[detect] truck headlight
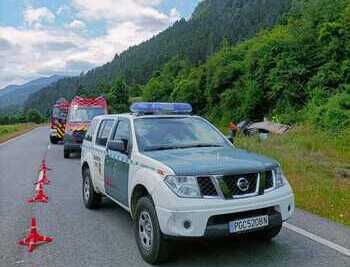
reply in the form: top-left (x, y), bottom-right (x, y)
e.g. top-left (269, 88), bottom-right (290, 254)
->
top-left (274, 167), bottom-right (285, 188)
top-left (164, 176), bottom-right (201, 198)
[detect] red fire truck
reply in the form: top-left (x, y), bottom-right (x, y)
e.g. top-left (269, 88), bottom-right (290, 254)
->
top-left (64, 96), bottom-right (108, 158)
top-left (50, 98), bottom-right (70, 144)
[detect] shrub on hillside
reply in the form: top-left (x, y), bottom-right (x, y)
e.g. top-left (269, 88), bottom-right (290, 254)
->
top-left (307, 89), bottom-right (350, 131)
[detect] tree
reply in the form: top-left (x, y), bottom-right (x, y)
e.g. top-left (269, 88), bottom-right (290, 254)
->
top-left (26, 109), bottom-right (44, 124)
top-left (107, 79), bottom-right (129, 113)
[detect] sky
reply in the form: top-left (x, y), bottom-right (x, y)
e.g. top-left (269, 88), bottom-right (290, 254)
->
top-left (0, 0), bottom-right (201, 89)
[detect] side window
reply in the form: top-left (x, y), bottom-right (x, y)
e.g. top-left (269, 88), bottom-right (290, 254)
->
top-left (85, 119), bottom-right (98, 142)
top-left (112, 120), bottom-right (132, 153)
top-left (96, 120), bottom-right (114, 147)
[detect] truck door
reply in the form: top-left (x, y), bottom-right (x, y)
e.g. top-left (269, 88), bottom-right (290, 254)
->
top-left (93, 119), bottom-right (115, 192)
top-left (104, 119), bottom-right (131, 207)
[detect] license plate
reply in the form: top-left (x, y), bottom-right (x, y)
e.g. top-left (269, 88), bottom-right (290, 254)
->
top-left (229, 215), bottom-right (269, 233)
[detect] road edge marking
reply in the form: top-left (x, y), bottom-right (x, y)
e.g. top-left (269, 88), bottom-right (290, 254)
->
top-left (284, 222), bottom-right (350, 257)
top-left (0, 127), bottom-right (40, 147)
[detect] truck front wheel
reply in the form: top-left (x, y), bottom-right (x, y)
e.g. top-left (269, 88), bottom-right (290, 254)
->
top-left (82, 167), bottom-right (101, 209)
top-left (50, 136), bottom-right (58, 144)
top-left (134, 196), bottom-right (169, 264)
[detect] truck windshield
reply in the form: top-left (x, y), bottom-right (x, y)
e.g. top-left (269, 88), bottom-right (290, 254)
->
top-left (52, 107), bottom-right (66, 120)
top-left (134, 117), bottom-right (229, 152)
top-left (68, 108), bottom-right (105, 123)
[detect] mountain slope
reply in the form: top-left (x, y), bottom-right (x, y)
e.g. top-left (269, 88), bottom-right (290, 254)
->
top-left (0, 75), bottom-right (64, 111)
top-left (142, 0), bottom-right (350, 132)
top-left (25, 0), bottom-right (291, 114)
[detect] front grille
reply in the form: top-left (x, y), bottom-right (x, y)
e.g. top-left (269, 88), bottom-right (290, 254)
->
top-left (72, 131), bottom-right (86, 143)
top-left (222, 173), bottom-right (258, 198)
top-left (196, 170), bottom-right (275, 199)
top-left (197, 177), bottom-right (218, 197)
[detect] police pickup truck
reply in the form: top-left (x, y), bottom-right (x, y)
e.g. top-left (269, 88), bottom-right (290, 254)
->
top-left (80, 102), bottom-right (294, 264)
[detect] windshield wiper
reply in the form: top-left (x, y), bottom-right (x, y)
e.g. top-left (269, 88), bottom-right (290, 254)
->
top-left (144, 143), bottom-right (223, 151)
top-left (185, 144), bottom-right (223, 148)
top-left (144, 145), bottom-right (183, 151)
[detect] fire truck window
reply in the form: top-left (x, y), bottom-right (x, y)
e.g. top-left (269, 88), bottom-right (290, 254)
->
top-left (69, 108), bottom-right (105, 123)
top-left (96, 120), bottom-right (114, 147)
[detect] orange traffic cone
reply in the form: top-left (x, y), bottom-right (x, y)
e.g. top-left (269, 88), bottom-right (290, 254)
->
top-left (34, 170), bottom-right (50, 185)
top-left (28, 183), bottom-right (48, 203)
top-left (18, 217), bottom-right (53, 252)
top-left (40, 160), bottom-right (51, 172)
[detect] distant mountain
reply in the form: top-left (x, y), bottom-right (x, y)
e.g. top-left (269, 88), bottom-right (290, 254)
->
top-left (25, 0), bottom-right (291, 114)
top-left (0, 75), bottom-right (64, 112)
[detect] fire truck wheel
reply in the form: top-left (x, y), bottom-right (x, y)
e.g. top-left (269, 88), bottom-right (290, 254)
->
top-left (64, 148), bottom-right (70, 158)
top-left (50, 136), bottom-right (58, 144)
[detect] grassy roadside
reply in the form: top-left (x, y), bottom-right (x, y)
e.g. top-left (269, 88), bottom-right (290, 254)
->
top-left (0, 123), bottom-right (38, 144)
top-left (233, 125), bottom-right (350, 226)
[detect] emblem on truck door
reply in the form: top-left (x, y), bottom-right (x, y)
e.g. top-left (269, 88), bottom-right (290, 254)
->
top-left (237, 177), bottom-right (250, 192)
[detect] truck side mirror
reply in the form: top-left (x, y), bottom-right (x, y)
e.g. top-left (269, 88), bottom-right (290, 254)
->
top-left (107, 140), bottom-right (127, 154)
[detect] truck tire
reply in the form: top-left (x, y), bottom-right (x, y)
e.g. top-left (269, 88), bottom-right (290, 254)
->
top-left (50, 136), bottom-right (58, 144)
top-left (253, 224), bottom-right (282, 241)
top-left (64, 148), bottom-right (70, 158)
top-left (82, 167), bottom-right (101, 209)
top-left (134, 196), bottom-right (169, 264)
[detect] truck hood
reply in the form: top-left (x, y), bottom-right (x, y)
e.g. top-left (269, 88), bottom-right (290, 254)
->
top-left (143, 147), bottom-right (279, 176)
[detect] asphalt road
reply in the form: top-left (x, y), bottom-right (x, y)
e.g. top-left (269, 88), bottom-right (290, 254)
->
top-left (1, 127), bottom-right (349, 267)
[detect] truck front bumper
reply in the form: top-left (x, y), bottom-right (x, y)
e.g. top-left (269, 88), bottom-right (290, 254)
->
top-left (64, 133), bottom-right (83, 152)
top-left (156, 187), bottom-right (294, 238)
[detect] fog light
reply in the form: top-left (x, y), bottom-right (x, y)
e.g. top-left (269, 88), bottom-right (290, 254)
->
top-left (183, 220), bottom-right (191, 229)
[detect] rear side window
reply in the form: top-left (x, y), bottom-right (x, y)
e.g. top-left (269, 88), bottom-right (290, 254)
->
top-left (96, 120), bottom-right (114, 147)
top-left (85, 119), bottom-right (98, 142)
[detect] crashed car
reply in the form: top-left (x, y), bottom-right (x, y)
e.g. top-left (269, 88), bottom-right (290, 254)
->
top-left (80, 102), bottom-right (295, 264)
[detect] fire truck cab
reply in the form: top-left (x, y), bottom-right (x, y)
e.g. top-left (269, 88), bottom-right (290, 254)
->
top-left (50, 98), bottom-right (70, 144)
top-left (64, 96), bottom-right (108, 158)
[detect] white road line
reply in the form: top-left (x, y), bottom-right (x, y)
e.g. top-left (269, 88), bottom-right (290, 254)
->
top-left (284, 222), bottom-right (350, 257)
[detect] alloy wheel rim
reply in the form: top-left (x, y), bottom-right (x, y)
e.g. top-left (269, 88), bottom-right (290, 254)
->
top-left (138, 211), bottom-right (153, 250)
top-left (84, 178), bottom-right (90, 201)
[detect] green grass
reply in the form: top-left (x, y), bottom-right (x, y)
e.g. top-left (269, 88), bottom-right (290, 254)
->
top-left (232, 124), bottom-right (350, 226)
top-left (0, 123), bottom-right (37, 143)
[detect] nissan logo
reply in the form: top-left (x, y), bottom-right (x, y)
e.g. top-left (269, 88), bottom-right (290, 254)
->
top-left (237, 177), bottom-right (250, 192)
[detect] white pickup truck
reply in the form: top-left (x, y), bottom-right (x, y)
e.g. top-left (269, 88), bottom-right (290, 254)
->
top-left (80, 102), bottom-right (295, 264)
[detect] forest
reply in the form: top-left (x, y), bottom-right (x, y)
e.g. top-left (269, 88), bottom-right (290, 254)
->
top-left (22, 0), bottom-right (350, 134)
top-left (24, 0), bottom-right (291, 115)
top-left (141, 0), bottom-right (350, 132)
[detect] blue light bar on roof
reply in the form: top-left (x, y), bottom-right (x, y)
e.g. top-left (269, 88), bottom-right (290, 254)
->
top-left (130, 102), bottom-right (192, 114)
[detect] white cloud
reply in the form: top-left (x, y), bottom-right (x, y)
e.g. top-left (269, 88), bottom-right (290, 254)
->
top-left (0, 1), bottom-right (182, 89)
top-left (23, 7), bottom-right (55, 28)
top-left (71, 0), bottom-right (171, 27)
top-left (57, 4), bottom-right (71, 15)
top-left (66, 20), bottom-right (86, 31)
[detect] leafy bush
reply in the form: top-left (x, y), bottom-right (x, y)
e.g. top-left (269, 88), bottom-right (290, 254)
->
top-left (26, 109), bottom-right (44, 124)
top-left (307, 90), bottom-right (350, 131)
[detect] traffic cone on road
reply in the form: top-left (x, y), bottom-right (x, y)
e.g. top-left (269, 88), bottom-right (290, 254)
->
top-left (18, 217), bottom-right (53, 252)
top-left (34, 170), bottom-right (50, 185)
top-left (28, 183), bottom-right (48, 203)
top-left (40, 160), bottom-right (51, 172)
